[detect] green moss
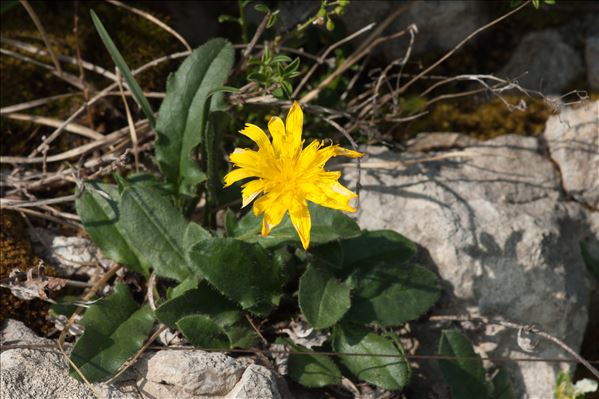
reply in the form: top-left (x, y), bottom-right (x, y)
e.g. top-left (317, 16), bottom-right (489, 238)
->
top-left (401, 95), bottom-right (554, 140)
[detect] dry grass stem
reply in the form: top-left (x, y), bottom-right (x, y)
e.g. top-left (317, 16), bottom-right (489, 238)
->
top-left (5, 113), bottom-right (104, 140)
top-left (18, 0), bottom-right (62, 74)
top-left (106, 0), bottom-right (192, 52)
top-left (1, 37), bottom-right (117, 80)
top-left (115, 69), bottom-right (140, 170)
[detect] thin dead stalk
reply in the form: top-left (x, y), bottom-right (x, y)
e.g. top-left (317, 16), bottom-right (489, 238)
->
top-left (28, 51), bottom-right (189, 158)
top-left (0, 48), bottom-right (84, 90)
top-left (19, 0), bottom-right (62, 74)
top-left (301, 29), bottom-right (411, 103)
top-left (115, 69), bottom-right (140, 170)
top-left (106, 324), bottom-right (167, 383)
top-left (1, 37), bottom-right (117, 80)
top-left (0, 93), bottom-right (83, 115)
top-left (106, 0), bottom-right (192, 52)
top-left (429, 314), bottom-right (599, 380)
top-left (292, 22), bottom-right (375, 97)
top-left (243, 12), bottom-right (270, 59)
top-left (4, 113), bottom-right (104, 140)
top-left (381, 0), bottom-right (531, 104)
top-left (58, 262), bottom-right (123, 350)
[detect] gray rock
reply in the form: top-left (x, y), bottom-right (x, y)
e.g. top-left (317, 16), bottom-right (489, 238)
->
top-left (129, 349), bottom-right (246, 398)
top-left (498, 30), bottom-right (584, 94)
top-left (586, 37), bottom-right (599, 91)
top-left (28, 228), bottom-right (108, 277)
top-left (543, 101), bottom-right (599, 209)
top-left (343, 133), bottom-right (593, 397)
top-left (1, 320), bottom-right (285, 399)
top-left (0, 319), bottom-right (136, 399)
top-left (268, 1), bottom-right (487, 60)
top-left (342, 1), bottom-right (488, 58)
top-left (225, 364), bottom-right (282, 399)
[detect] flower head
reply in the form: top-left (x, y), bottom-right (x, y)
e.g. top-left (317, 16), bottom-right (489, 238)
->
top-left (224, 101), bottom-right (363, 249)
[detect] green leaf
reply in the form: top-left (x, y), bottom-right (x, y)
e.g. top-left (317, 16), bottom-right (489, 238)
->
top-left (312, 230), bottom-right (416, 277)
top-left (225, 323), bottom-right (259, 348)
top-left (234, 203), bottom-right (360, 249)
top-left (90, 10), bottom-right (155, 126)
top-left (70, 284), bottom-right (154, 382)
top-left (188, 238), bottom-right (283, 315)
top-left (299, 265), bottom-right (351, 329)
top-left (254, 3), bottom-right (270, 13)
top-left (203, 111), bottom-right (230, 212)
top-left (183, 222), bottom-right (212, 249)
top-left (332, 324), bottom-right (410, 390)
top-left (276, 337), bottom-right (342, 388)
top-left (49, 295), bottom-right (80, 318)
top-left (156, 282), bottom-right (257, 348)
top-left (155, 284), bottom-right (240, 329)
top-left (345, 262), bottom-right (440, 326)
top-left (75, 182), bottom-right (146, 275)
top-left (438, 330), bottom-right (492, 399)
top-left (166, 276), bottom-right (199, 299)
top-left (581, 241), bottom-right (599, 280)
top-left (224, 209), bottom-right (237, 237)
top-left (176, 314), bottom-right (230, 349)
top-left (155, 38), bottom-right (234, 198)
top-left (218, 14), bottom-right (239, 24)
top-left (119, 185), bottom-right (201, 281)
top-left (272, 55), bottom-right (292, 64)
top-left (491, 368), bottom-right (516, 399)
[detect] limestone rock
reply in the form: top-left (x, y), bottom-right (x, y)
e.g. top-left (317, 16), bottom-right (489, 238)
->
top-left (28, 228), bottom-right (108, 277)
top-left (343, 133), bottom-right (593, 397)
top-left (129, 349), bottom-right (245, 398)
top-left (225, 364), bottom-right (282, 399)
top-left (543, 101), bottom-right (599, 209)
top-left (343, 0), bottom-right (488, 57)
top-left (498, 30), bottom-right (583, 94)
top-left (1, 320), bottom-right (285, 399)
top-left (0, 319), bottom-right (136, 399)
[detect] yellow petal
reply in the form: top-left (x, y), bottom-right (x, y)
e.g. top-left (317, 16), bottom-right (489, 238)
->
top-left (285, 101), bottom-right (303, 152)
top-left (253, 193), bottom-right (290, 236)
top-left (240, 124), bottom-right (273, 153)
top-left (267, 116), bottom-right (286, 156)
top-left (305, 180), bottom-right (357, 212)
top-left (241, 179), bottom-right (265, 207)
top-left (289, 198), bottom-right (311, 250)
top-left (229, 148), bottom-right (259, 168)
top-left (297, 142), bottom-right (336, 174)
top-left (223, 167), bottom-right (257, 187)
top-left (335, 146), bottom-right (364, 158)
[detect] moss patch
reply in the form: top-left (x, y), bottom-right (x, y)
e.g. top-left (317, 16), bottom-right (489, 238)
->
top-left (398, 95), bottom-right (554, 140)
top-left (0, 211), bottom-right (55, 335)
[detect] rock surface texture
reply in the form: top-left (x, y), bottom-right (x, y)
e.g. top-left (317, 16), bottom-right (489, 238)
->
top-left (343, 101), bottom-right (598, 398)
top-left (498, 30), bottom-right (583, 94)
top-left (0, 320), bottom-right (285, 399)
top-left (543, 101), bottom-right (599, 209)
top-left (0, 319), bottom-right (125, 399)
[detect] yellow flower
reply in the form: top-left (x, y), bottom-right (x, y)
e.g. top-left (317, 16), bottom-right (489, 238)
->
top-left (224, 101), bottom-right (363, 250)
